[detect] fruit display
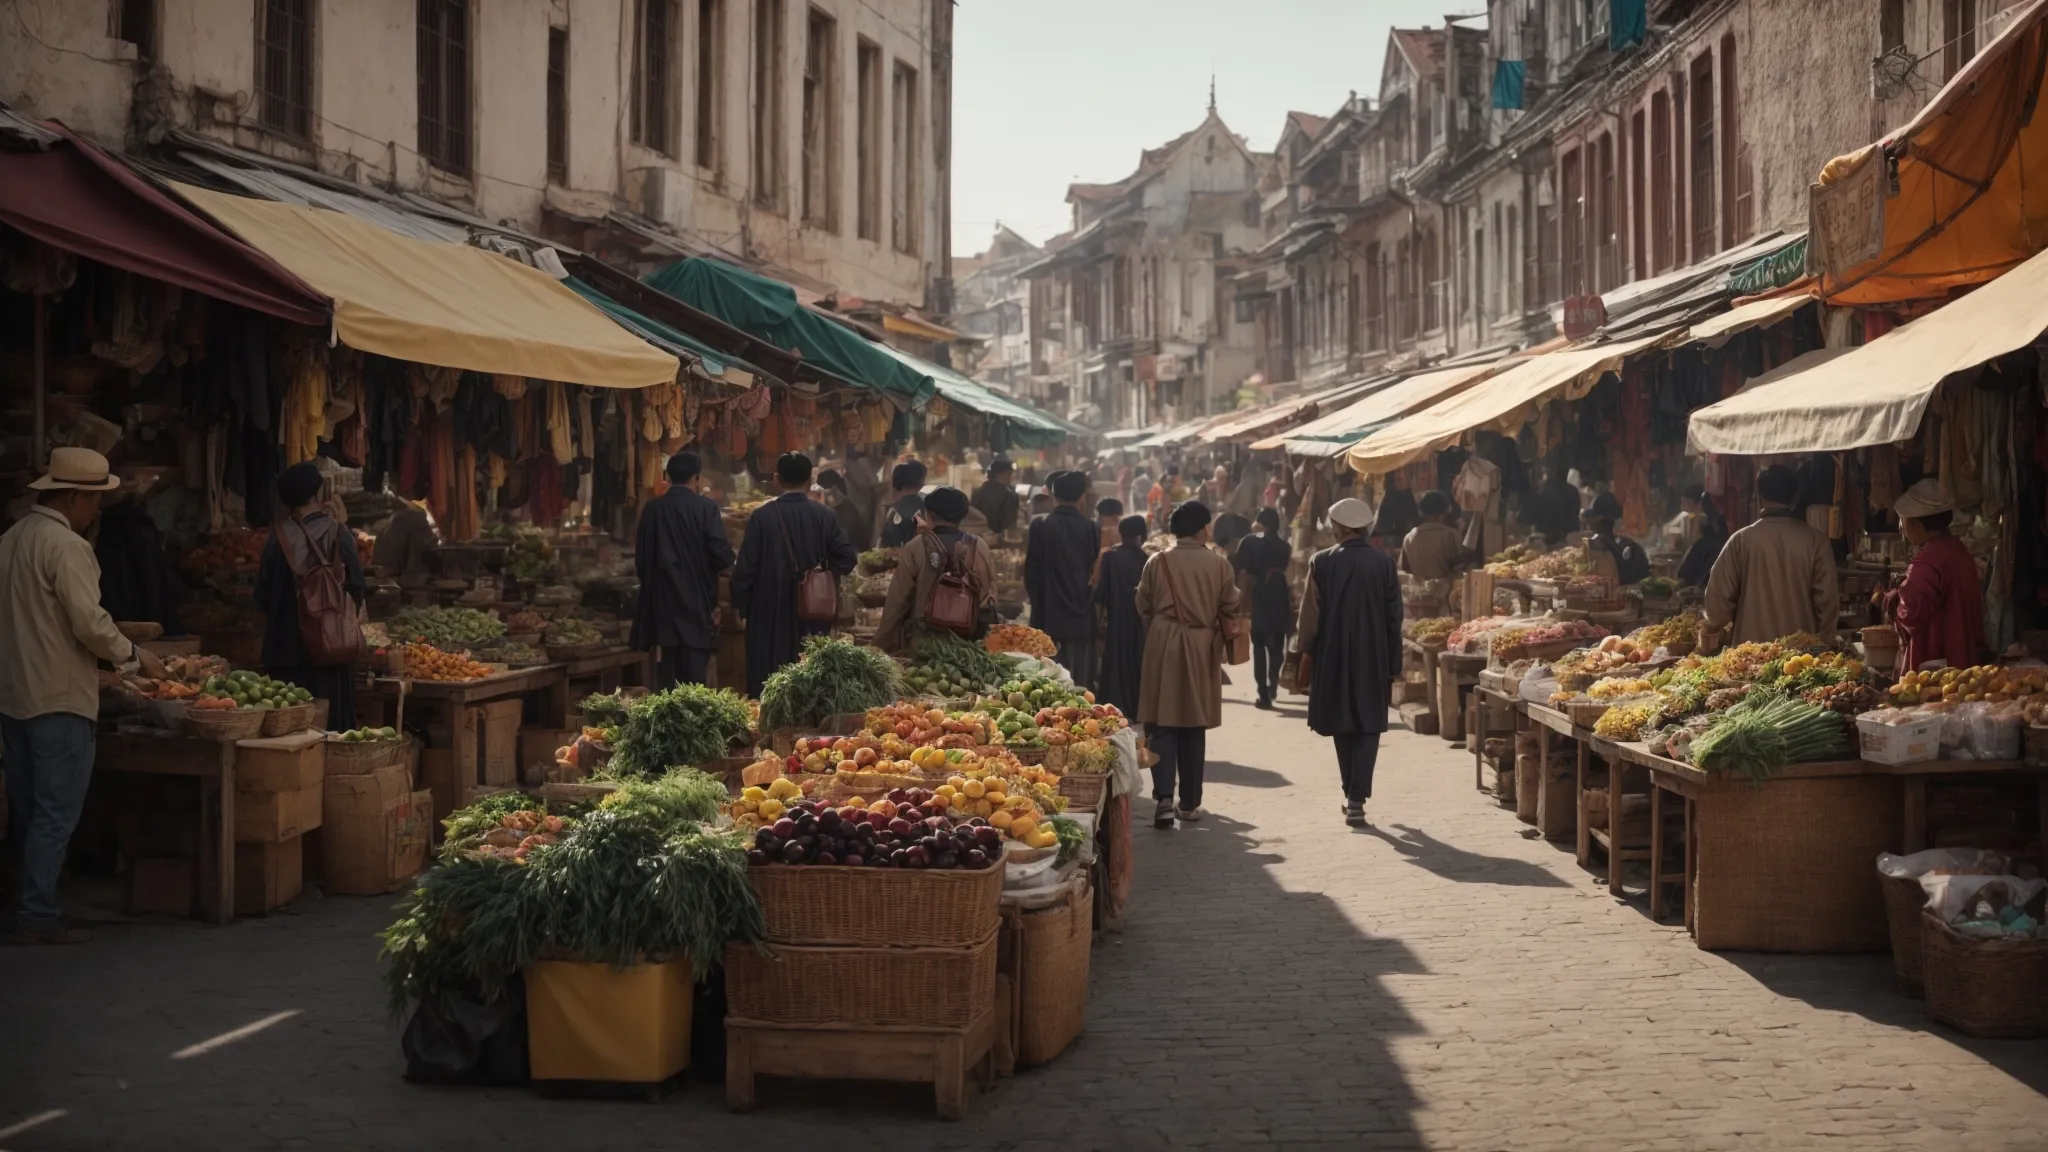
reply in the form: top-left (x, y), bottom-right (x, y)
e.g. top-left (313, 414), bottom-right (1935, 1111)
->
top-left (503, 609), bottom-right (548, 634)
top-left (196, 669), bottom-right (314, 710)
top-left (129, 677), bottom-right (202, 701)
top-left (1515, 548), bottom-right (1594, 581)
top-left (1588, 677), bottom-right (1654, 700)
top-left (185, 529), bottom-right (267, 574)
top-left (188, 694), bottom-right (242, 711)
top-left (1030, 702), bottom-right (1126, 745)
top-left (981, 674), bottom-right (1094, 715)
top-left (1446, 615), bottom-right (1517, 651)
top-left (742, 792), bottom-right (1004, 869)
top-left (1889, 664), bottom-right (2048, 705)
top-left (1628, 613), bottom-right (1701, 651)
top-left (1482, 544), bottom-right (1539, 576)
top-left (403, 643), bottom-right (494, 681)
top-left (334, 725), bottom-right (402, 742)
top-left (1489, 620), bottom-right (1608, 660)
top-left (1063, 738), bottom-right (1119, 776)
top-left (542, 616), bottom-right (602, 646)
top-left (758, 636), bottom-right (902, 732)
top-left (904, 630), bottom-right (1015, 697)
top-left (1804, 682), bottom-right (1883, 716)
top-left (1592, 701), bottom-right (1657, 741)
top-left (389, 606), bottom-right (507, 650)
top-left (858, 703), bottom-right (1000, 748)
top-left (984, 624), bottom-right (1057, 658)
top-left (504, 528), bottom-right (557, 584)
top-left (1405, 616), bottom-right (1457, 643)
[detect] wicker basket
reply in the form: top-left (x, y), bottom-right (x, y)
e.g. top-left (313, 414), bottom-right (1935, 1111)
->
top-left (1056, 772), bottom-right (1109, 813)
top-left (183, 708), bottom-right (264, 743)
top-left (1565, 700), bottom-right (1611, 729)
top-left (1880, 874), bottom-right (1930, 998)
top-left (1008, 746), bottom-right (1050, 766)
top-left (1692, 777), bottom-right (1899, 953)
top-left (1015, 881), bottom-right (1093, 1067)
top-left (748, 862), bottom-right (1004, 947)
top-left (1920, 911), bottom-right (2048, 1038)
top-left (324, 736), bottom-right (407, 775)
top-left (259, 701), bottom-right (317, 737)
top-left (723, 930), bottom-right (998, 1028)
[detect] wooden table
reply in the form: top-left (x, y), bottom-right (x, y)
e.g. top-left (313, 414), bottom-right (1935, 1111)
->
top-left (1435, 652), bottom-right (1487, 746)
top-left (1525, 704), bottom-right (1591, 850)
top-left (558, 647), bottom-right (655, 697)
top-left (363, 665), bottom-right (569, 814)
top-left (1470, 686), bottom-right (1520, 796)
top-left (96, 729), bottom-right (236, 926)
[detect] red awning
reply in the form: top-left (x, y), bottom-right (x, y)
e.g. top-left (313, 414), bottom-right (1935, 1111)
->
top-left (0, 124), bottom-right (328, 326)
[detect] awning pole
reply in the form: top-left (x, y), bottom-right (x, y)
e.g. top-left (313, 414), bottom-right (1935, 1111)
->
top-left (32, 293), bottom-right (46, 469)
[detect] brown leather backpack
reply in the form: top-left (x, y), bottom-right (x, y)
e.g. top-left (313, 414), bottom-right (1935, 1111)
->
top-left (275, 515), bottom-right (363, 666)
top-left (924, 533), bottom-right (981, 635)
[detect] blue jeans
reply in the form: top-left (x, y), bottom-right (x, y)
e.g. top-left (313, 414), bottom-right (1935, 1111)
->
top-left (2, 712), bottom-right (96, 930)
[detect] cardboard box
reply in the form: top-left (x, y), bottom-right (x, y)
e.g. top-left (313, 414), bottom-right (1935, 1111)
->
top-left (475, 699), bottom-right (524, 787)
top-left (317, 765), bottom-right (431, 895)
top-left (419, 748), bottom-right (460, 824)
top-left (129, 857), bottom-right (196, 916)
top-left (234, 731), bottom-right (327, 793)
top-left (235, 782), bottom-right (323, 843)
top-left (235, 836), bottom-right (303, 915)
top-left (521, 729), bottom-right (574, 786)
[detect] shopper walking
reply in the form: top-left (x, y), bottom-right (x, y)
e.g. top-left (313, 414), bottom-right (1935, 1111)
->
top-left (877, 460), bottom-right (928, 548)
top-left (631, 451), bottom-right (735, 688)
top-left (731, 452), bottom-right (859, 696)
top-left (1234, 507), bottom-right (1293, 709)
top-left (1, 448), bottom-right (167, 944)
top-left (1138, 501), bottom-right (1243, 828)
top-left (971, 456), bottom-right (1020, 536)
top-left (875, 487), bottom-right (995, 651)
top-left (257, 462), bottom-right (367, 729)
top-left (1092, 514), bottom-right (1150, 717)
top-left (1295, 498), bottom-right (1401, 826)
top-left (1027, 471), bottom-right (1103, 689)
top-left (1702, 464), bottom-right (1840, 649)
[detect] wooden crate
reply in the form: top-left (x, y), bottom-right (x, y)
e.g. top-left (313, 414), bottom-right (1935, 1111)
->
top-left (233, 731), bottom-right (327, 793)
top-left (725, 1006), bottom-right (998, 1120)
top-left (521, 728), bottom-right (575, 786)
top-left (474, 699), bottom-right (524, 787)
top-left (234, 836), bottom-right (303, 915)
top-left (316, 765), bottom-right (431, 895)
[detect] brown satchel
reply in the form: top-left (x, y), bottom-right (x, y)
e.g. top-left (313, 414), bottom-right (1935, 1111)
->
top-left (273, 515), bottom-right (363, 666)
top-left (923, 533), bottom-right (980, 636)
top-left (1157, 550), bottom-right (1250, 666)
top-left (776, 505), bottom-right (839, 623)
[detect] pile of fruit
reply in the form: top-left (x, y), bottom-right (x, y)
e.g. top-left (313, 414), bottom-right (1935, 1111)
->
top-left (743, 795), bottom-right (1001, 870)
top-left (334, 725), bottom-right (402, 742)
top-left (195, 670), bottom-right (314, 710)
top-left (1483, 544), bottom-right (1539, 576)
top-left (1489, 620), bottom-right (1608, 659)
top-left (1031, 702), bottom-right (1125, 745)
top-left (542, 616), bottom-right (602, 646)
top-left (1629, 613), bottom-right (1701, 651)
top-left (1406, 616), bottom-right (1457, 643)
top-left (1516, 549), bottom-right (1593, 581)
top-left (1889, 664), bottom-right (2048, 706)
top-left (1592, 701), bottom-right (1658, 741)
top-left (982, 674), bottom-right (1093, 715)
top-left (185, 529), bottom-right (268, 574)
top-left (130, 678), bottom-right (202, 701)
top-left (389, 606), bottom-right (506, 650)
top-left (858, 703), bottom-right (999, 748)
top-left (1555, 647), bottom-right (1640, 680)
top-left (1445, 615), bottom-right (1516, 651)
top-left (504, 529), bottom-right (557, 584)
top-left (984, 624), bottom-right (1056, 658)
top-left (903, 630), bottom-right (1014, 698)
top-left (1804, 682), bottom-right (1883, 716)
top-left (403, 643), bottom-right (494, 682)
top-left (502, 609), bottom-right (548, 634)
top-left (1588, 677), bottom-right (1655, 700)
top-left (188, 694), bottom-right (242, 712)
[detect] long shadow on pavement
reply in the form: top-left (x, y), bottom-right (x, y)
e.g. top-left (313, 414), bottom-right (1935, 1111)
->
top-left (1203, 760), bottom-right (1292, 789)
top-left (1358, 822), bottom-right (1573, 888)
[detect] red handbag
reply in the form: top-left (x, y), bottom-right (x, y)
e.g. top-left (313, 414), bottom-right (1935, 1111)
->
top-left (777, 506), bottom-right (839, 623)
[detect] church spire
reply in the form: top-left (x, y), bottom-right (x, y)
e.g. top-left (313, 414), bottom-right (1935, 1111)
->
top-left (1208, 73), bottom-right (1217, 116)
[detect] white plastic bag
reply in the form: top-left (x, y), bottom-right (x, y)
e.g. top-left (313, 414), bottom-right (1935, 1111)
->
top-left (1969, 701), bottom-right (2026, 761)
top-left (1918, 874), bottom-right (2048, 926)
top-left (1877, 848), bottom-right (2009, 880)
top-left (1519, 666), bottom-right (1559, 704)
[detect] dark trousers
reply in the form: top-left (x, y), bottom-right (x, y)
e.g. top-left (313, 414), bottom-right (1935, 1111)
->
top-left (655, 646), bottom-right (714, 690)
top-left (2, 712), bottom-right (95, 929)
top-left (1149, 725), bottom-right (1208, 810)
top-left (1335, 731), bottom-right (1382, 803)
top-left (1055, 636), bottom-right (1098, 694)
top-left (1251, 630), bottom-right (1285, 700)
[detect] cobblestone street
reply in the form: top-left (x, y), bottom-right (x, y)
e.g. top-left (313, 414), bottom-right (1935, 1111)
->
top-left (5, 678), bottom-right (2046, 1151)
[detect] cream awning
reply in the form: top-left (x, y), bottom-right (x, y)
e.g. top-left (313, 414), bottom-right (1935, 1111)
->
top-left (175, 183), bottom-right (678, 389)
top-left (1688, 242), bottom-right (2048, 455)
top-left (1683, 292), bottom-right (1815, 348)
top-left (1346, 332), bottom-right (1676, 476)
top-left (1255, 362), bottom-right (1508, 454)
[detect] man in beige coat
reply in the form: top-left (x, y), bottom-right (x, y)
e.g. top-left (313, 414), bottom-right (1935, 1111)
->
top-left (875, 487), bottom-right (996, 652)
top-left (1703, 464), bottom-right (1841, 648)
top-left (1138, 501), bottom-right (1243, 828)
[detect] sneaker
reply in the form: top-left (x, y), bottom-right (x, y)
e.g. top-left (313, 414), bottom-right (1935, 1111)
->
top-left (1176, 806), bottom-right (1206, 823)
top-left (3, 925), bottom-right (92, 946)
top-left (1153, 800), bottom-right (1176, 829)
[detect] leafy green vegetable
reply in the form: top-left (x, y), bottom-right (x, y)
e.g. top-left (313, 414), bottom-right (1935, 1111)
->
top-left (1050, 815), bottom-right (1087, 867)
top-left (904, 629), bottom-right (1014, 697)
top-left (440, 792), bottom-right (557, 861)
top-left (757, 636), bottom-right (901, 731)
top-left (1689, 696), bottom-right (1848, 784)
top-left (578, 691), bottom-right (633, 728)
top-left (389, 606), bottom-right (506, 650)
top-left (601, 684), bottom-right (755, 778)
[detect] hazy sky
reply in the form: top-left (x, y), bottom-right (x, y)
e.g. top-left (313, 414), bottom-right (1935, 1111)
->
top-left (951, 0), bottom-right (1479, 257)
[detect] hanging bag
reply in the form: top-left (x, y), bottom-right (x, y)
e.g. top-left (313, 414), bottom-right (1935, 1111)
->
top-left (777, 505), bottom-right (840, 623)
top-left (274, 515), bottom-right (364, 666)
top-left (923, 533), bottom-right (981, 636)
top-left (1157, 550), bottom-right (1250, 666)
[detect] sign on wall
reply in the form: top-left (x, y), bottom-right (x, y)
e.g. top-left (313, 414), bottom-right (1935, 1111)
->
top-left (1810, 157), bottom-right (1887, 280)
top-left (1562, 295), bottom-right (1607, 341)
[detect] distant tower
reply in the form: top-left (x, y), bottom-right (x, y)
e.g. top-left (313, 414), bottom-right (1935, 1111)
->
top-left (1208, 74), bottom-right (1217, 115)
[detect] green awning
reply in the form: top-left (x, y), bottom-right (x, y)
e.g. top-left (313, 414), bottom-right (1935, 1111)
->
top-left (644, 258), bottom-right (935, 405)
top-left (871, 341), bottom-right (1067, 448)
top-left (563, 275), bottom-right (768, 385)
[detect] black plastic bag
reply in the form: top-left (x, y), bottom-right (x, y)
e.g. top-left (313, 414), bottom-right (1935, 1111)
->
top-left (401, 977), bottom-right (530, 1085)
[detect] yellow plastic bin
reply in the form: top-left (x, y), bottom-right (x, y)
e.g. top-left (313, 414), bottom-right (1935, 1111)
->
top-left (526, 958), bottom-right (694, 1083)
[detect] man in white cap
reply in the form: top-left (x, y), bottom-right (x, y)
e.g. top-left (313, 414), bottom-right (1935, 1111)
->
top-left (1, 448), bottom-right (164, 944)
top-left (1294, 497), bottom-right (1403, 826)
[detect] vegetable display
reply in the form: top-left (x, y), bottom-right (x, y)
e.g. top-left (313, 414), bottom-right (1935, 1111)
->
top-left (389, 606), bottom-right (506, 650)
top-left (1637, 575), bottom-right (1679, 600)
top-left (1050, 815), bottom-right (1088, 866)
top-left (858, 548), bottom-right (898, 574)
top-left (602, 684), bottom-right (756, 778)
top-left (758, 636), bottom-right (902, 732)
top-left (1687, 696), bottom-right (1850, 781)
top-left (1405, 616), bottom-right (1457, 643)
top-left (402, 643), bottom-right (494, 681)
top-left (904, 630), bottom-right (1015, 698)
top-left (504, 528), bottom-right (557, 584)
top-left (542, 616), bottom-right (602, 646)
top-left (503, 609), bottom-right (548, 633)
top-left (1592, 702), bottom-right (1657, 741)
top-left (196, 670), bottom-right (313, 710)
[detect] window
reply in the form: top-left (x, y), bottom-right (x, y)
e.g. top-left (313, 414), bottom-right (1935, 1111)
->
top-left (856, 39), bottom-right (881, 240)
top-left (1506, 204), bottom-right (1519, 313)
top-left (1559, 147), bottom-right (1583, 297)
top-left (695, 0), bottom-right (722, 169)
top-left (1650, 90), bottom-right (1673, 273)
top-left (752, 0), bottom-right (784, 209)
top-left (890, 60), bottom-right (919, 255)
top-left (1420, 223), bottom-right (1441, 332)
top-left (417, 0), bottom-right (470, 174)
top-left (1721, 33), bottom-right (1751, 246)
top-left (1689, 52), bottom-right (1716, 260)
top-left (802, 8), bottom-right (838, 229)
top-left (1490, 202), bottom-right (1504, 316)
top-left (257, 0), bottom-right (313, 139)
top-left (546, 28), bottom-right (568, 182)
top-left (115, 0), bottom-right (156, 59)
top-left (1629, 110), bottom-right (1647, 279)
top-left (1881, 0), bottom-right (1906, 53)
top-left (1944, 0), bottom-right (1978, 80)
top-left (1596, 132), bottom-right (1617, 290)
top-left (631, 0), bottom-right (676, 154)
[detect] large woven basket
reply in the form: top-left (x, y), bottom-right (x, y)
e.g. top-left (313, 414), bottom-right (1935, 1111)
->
top-left (183, 708), bottom-right (264, 743)
top-left (259, 701), bottom-right (317, 737)
top-left (1920, 911), bottom-right (2048, 1038)
top-left (1692, 777), bottom-right (1899, 953)
top-left (1015, 881), bottom-right (1093, 1067)
top-left (749, 862), bottom-right (1003, 948)
top-left (1056, 772), bottom-right (1109, 813)
top-left (324, 736), bottom-right (407, 776)
top-left (723, 930), bottom-right (997, 1028)
top-left (1880, 873), bottom-right (1930, 998)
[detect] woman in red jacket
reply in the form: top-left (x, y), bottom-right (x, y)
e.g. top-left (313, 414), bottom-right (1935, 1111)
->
top-left (1890, 480), bottom-right (1983, 671)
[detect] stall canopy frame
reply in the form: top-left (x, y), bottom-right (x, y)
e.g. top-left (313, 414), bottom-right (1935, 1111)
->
top-left (870, 341), bottom-right (1069, 448)
top-left (1258, 360), bottom-right (1514, 457)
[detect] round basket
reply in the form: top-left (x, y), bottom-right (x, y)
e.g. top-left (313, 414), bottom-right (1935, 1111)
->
top-left (544, 640), bottom-right (607, 662)
top-left (324, 736), bottom-right (406, 775)
top-left (183, 708), bottom-right (264, 743)
top-left (259, 701), bottom-right (317, 737)
top-left (1920, 910), bottom-right (2048, 1038)
top-left (1880, 873), bottom-right (1929, 998)
top-left (1056, 771), bottom-right (1108, 812)
top-left (1008, 746), bottom-right (1050, 765)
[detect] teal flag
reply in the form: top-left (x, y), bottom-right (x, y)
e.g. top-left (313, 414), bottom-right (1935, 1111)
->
top-left (1611, 0), bottom-right (1646, 51)
top-left (1491, 60), bottom-right (1526, 109)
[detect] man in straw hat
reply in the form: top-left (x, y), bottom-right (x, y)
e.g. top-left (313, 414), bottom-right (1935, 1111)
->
top-left (1, 448), bottom-right (165, 944)
top-left (1295, 497), bottom-right (1402, 827)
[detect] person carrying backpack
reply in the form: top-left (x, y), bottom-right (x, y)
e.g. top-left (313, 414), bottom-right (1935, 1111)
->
top-left (876, 487), bottom-right (995, 651)
top-left (257, 463), bottom-right (366, 729)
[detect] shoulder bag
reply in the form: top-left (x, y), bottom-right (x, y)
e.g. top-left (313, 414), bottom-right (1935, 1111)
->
top-left (274, 515), bottom-right (363, 666)
top-left (1157, 550), bottom-right (1250, 666)
top-left (777, 505), bottom-right (840, 623)
top-left (923, 533), bottom-right (981, 636)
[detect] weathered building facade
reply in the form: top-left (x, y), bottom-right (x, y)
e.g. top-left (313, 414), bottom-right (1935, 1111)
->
top-left (953, 224), bottom-right (1040, 394)
top-left (1, 0), bottom-right (953, 308)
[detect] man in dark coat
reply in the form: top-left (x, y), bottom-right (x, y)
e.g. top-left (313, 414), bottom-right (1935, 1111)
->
top-left (1091, 515), bottom-right (1149, 716)
top-left (1295, 497), bottom-right (1402, 826)
top-left (631, 451), bottom-right (735, 688)
top-left (1233, 507), bottom-right (1293, 709)
top-left (877, 460), bottom-right (929, 548)
top-left (1532, 463), bottom-right (1584, 547)
top-left (971, 456), bottom-right (1020, 536)
top-left (1027, 470), bottom-right (1103, 690)
top-left (731, 452), bottom-right (859, 696)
